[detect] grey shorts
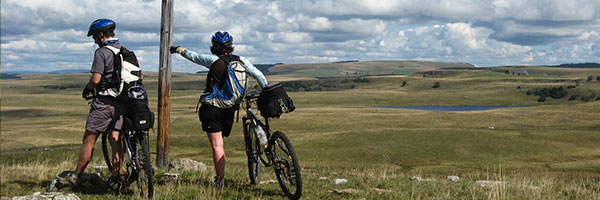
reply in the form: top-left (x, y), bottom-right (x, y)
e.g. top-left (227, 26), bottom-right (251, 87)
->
top-left (85, 96), bottom-right (125, 133)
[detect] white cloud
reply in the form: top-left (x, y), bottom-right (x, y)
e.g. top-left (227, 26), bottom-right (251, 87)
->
top-left (1, 0), bottom-right (600, 72)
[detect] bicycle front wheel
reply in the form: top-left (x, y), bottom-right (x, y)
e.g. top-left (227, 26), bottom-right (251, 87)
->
top-left (134, 132), bottom-right (154, 198)
top-left (244, 121), bottom-right (261, 185)
top-left (270, 131), bottom-right (302, 200)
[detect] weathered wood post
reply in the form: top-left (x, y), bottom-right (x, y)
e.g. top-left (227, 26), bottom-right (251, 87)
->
top-left (157, 0), bottom-right (174, 169)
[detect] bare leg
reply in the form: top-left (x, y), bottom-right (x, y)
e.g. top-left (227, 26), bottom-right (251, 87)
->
top-left (75, 130), bottom-right (100, 175)
top-left (207, 131), bottom-right (225, 186)
top-left (108, 130), bottom-right (124, 177)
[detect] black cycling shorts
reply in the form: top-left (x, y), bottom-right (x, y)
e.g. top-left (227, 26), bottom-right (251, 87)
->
top-left (198, 104), bottom-right (236, 137)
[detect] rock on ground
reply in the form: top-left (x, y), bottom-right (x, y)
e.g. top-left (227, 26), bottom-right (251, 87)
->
top-left (410, 176), bottom-right (432, 182)
top-left (446, 176), bottom-right (460, 182)
top-left (475, 180), bottom-right (504, 187)
top-left (371, 188), bottom-right (394, 194)
top-left (332, 178), bottom-right (348, 185)
top-left (2, 192), bottom-right (80, 200)
top-left (168, 158), bottom-right (207, 171)
top-left (163, 173), bottom-right (180, 181)
top-left (259, 179), bottom-right (278, 184)
top-left (333, 189), bottom-right (361, 194)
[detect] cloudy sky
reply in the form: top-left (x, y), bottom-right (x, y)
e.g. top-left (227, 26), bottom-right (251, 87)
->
top-left (2, 0), bottom-right (599, 73)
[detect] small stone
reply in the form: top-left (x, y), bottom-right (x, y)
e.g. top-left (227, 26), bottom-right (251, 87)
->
top-left (475, 180), bottom-right (504, 187)
top-left (371, 188), bottom-right (394, 194)
top-left (488, 126), bottom-right (495, 130)
top-left (259, 179), bottom-right (278, 184)
top-left (11, 192), bottom-right (81, 200)
top-left (163, 173), bottom-right (180, 181)
top-left (318, 177), bottom-right (328, 180)
top-left (332, 178), bottom-right (348, 185)
top-left (446, 176), bottom-right (460, 182)
top-left (169, 158), bottom-right (207, 171)
top-left (410, 176), bottom-right (431, 182)
top-left (333, 188), bottom-right (360, 194)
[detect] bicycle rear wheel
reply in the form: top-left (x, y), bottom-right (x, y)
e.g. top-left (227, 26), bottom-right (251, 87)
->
top-left (102, 131), bottom-right (113, 171)
top-left (103, 119), bottom-right (132, 172)
top-left (270, 131), bottom-right (302, 200)
top-left (134, 132), bottom-right (154, 198)
top-left (102, 125), bottom-right (131, 173)
top-left (244, 121), bottom-right (261, 185)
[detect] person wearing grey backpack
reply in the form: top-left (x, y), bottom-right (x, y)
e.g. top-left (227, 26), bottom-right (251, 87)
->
top-left (170, 31), bottom-right (268, 187)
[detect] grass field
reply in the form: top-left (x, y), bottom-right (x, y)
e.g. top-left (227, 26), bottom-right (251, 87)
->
top-left (1, 67), bottom-right (600, 199)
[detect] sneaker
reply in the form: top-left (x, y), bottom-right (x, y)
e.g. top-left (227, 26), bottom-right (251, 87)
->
top-left (46, 171), bottom-right (78, 192)
top-left (65, 173), bottom-right (78, 186)
top-left (46, 178), bottom-right (61, 192)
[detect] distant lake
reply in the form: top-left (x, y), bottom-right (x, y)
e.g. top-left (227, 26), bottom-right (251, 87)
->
top-left (375, 105), bottom-right (530, 111)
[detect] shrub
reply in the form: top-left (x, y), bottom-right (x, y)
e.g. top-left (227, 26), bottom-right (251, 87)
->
top-left (401, 81), bottom-right (407, 87)
top-left (588, 75), bottom-right (593, 82)
top-left (432, 82), bottom-right (440, 88)
top-left (538, 96), bottom-right (546, 102)
top-left (581, 95), bottom-right (593, 102)
top-left (549, 87), bottom-right (568, 99)
top-left (569, 95), bottom-right (578, 101)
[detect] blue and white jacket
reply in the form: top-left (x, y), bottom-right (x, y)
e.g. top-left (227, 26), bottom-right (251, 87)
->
top-left (179, 49), bottom-right (268, 88)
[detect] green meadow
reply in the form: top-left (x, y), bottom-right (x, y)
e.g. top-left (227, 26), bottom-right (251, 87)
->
top-left (1, 65), bottom-right (600, 199)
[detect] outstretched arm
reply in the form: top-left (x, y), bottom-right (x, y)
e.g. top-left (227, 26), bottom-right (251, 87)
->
top-left (240, 57), bottom-right (268, 88)
top-left (171, 46), bottom-right (218, 67)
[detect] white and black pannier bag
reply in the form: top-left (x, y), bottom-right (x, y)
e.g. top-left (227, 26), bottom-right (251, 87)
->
top-left (124, 85), bottom-right (154, 131)
top-left (257, 82), bottom-right (295, 118)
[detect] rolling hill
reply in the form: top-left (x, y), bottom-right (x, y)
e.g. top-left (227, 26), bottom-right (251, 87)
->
top-left (267, 60), bottom-right (475, 77)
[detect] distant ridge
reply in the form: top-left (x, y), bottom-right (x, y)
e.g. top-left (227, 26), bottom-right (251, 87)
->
top-left (48, 69), bottom-right (89, 74)
top-left (3, 69), bottom-right (88, 75)
top-left (268, 60), bottom-right (476, 77)
top-left (550, 62), bottom-right (600, 68)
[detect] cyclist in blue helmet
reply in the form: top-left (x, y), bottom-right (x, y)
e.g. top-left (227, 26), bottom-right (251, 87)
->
top-left (170, 31), bottom-right (268, 188)
top-left (66, 18), bottom-right (126, 190)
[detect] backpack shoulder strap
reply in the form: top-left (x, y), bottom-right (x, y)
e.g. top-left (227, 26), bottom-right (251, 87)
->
top-left (104, 45), bottom-right (120, 55)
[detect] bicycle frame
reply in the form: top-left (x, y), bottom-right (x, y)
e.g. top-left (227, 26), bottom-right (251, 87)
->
top-left (121, 127), bottom-right (139, 176)
top-left (243, 96), bottom-right (273, 167)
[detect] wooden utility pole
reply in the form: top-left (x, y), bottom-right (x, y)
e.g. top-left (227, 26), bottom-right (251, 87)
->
top-left (157, 0), bottom-right (174, 169)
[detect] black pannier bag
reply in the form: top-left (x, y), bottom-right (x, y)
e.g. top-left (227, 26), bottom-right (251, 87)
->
top-left (125, 86), bottom-right (154, 131)
top-left (257, 82), bottom-right (295, 118)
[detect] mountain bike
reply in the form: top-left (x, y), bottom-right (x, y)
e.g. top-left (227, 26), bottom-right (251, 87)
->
top-left (101, 114), bottom-right (154, 198)
top-left (242, 95), bottom-right (302, 200)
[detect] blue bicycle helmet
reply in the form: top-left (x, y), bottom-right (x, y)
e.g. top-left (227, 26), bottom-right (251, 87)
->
top-left (211, 31), bottom-right (233, 47)
top-left (87, 19), bottom-right (116, 37)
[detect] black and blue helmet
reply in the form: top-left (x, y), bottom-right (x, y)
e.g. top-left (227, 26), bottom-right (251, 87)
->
top-left (211, 31), bottom-right (233, 47)
top-left (87, 19), bottom-right (116, 37)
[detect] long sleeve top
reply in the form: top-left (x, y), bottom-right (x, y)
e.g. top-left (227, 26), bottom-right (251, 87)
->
top-left (179, 49), bottom-right (268, 88)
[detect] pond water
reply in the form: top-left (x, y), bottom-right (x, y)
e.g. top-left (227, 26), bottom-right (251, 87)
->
top-left (374, 105), bottom-right (530, 111)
